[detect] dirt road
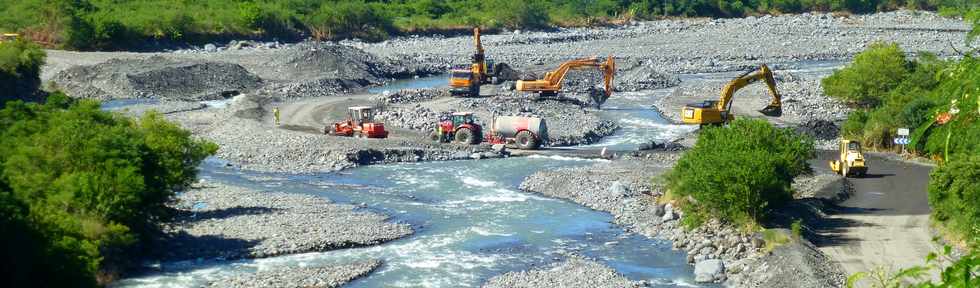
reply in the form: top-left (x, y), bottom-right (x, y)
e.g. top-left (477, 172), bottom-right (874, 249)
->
top-left (812, 152), bottom-right (936, 284)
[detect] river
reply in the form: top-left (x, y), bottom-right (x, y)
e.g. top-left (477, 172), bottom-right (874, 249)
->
top-left (111, 61), bottom-right (840, 287)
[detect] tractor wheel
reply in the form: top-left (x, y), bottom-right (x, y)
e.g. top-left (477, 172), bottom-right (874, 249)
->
top-left (429, 131), bottom-right (443, 143)
top-left (324, 126), bottom-right (332, 135)
top-left (515, 130), bottom-right (539, 150)
top-left (455, 128), bottom-right (477, 145)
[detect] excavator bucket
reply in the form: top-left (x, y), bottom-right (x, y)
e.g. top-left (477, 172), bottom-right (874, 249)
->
top-left (759, 105), bottom-right (782, 117)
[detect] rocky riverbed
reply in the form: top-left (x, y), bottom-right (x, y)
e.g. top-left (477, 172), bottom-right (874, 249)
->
top-left (518, 153), bottom-right (847, 286)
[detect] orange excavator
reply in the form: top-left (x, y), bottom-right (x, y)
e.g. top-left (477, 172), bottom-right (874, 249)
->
top-left (516, 56), bottom-right (616, 108)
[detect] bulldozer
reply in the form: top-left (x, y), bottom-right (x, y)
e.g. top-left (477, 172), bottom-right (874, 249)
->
top-left (516, 56), bottom-right (616, 108)
top-left (449, 28), bottom-right (504, 97)
top-left (326, 106), bottom-right (389, 139)
top-left (681, 64), bottom-right (782, 125)
top-left (829, 138), bottom-right (868, 178)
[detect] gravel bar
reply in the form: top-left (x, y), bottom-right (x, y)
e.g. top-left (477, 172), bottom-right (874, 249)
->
top-left (208, 260), bottom-right (382, 288)
top-left (152, 181), bottom-right (412, 262)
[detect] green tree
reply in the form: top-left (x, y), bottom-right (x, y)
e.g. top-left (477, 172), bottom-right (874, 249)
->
top-left (928, 155), bottom-right (980, 246)
top-left (822, 42), bottom-right (911, 107)
top-left (0, 95), bottom-right (217, 285)
top-left (0, 39), bottom-right (45, 105)
top-left (665, 119), bottom-right (815, 228)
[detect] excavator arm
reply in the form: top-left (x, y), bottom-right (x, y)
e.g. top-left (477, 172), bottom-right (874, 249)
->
top-left (517, 56), bottom-right (616, 98)
top-left (681, 64), bottom-right (782, 125)
top-left (715, 64), bottom-right (782, 116)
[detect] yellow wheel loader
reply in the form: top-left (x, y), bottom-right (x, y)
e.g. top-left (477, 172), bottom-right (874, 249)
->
top-left (829, 139), bottom-right (868, 178)
top-left (681, 64), bottom-right (782, 125)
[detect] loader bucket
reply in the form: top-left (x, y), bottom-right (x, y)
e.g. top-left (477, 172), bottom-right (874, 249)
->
top-left (759, 105), bottom-right (782, 117)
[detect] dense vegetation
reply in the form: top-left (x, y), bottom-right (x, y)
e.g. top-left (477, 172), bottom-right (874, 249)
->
top-left (664, 119), bottom-right (815, 229)
top-left (0, 0), bottom-right (976, 50)
top-left (0, 39), bottom-right (45, 104)
top-left (824, 9), bottom-right (978, 249)
top-left (0, 95), bottom-right (218, 286)
top-left (0, 40), bottom-right (218, 285)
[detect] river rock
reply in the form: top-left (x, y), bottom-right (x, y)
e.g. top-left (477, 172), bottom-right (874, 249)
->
top-left (694, 259), bottom-right (726, 283)
top-left (662, 203), bottom-right (676, 222)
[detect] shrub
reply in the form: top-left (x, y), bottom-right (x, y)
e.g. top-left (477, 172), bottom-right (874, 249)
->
top-left (484, 0), bottom-right (550, 29)
top-left (0, 95), bottom-right (217, 285)
top-left (822, 42), bottom-right (911, 107)
top-left (665, 119), bottom-right (815, 228)
top-left (306, 1), bottom-right (394, 41)
top-left (928, 155), bottom-right (980, 246)
top-left (0, 39), bottom-right (45, 105)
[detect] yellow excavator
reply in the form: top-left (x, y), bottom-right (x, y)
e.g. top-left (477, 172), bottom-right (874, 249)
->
top-left (681, 64), bottom-right (782, 125)
top-left (516, 56), bottom-right (616, 108)
top-left (449, 28), bottom-right (500, 97)
top-left (829, 138), bottom-right (868, 177)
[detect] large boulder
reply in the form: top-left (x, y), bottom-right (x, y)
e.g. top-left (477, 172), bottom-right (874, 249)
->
top-left (694, 259), bottom-right (726, 283)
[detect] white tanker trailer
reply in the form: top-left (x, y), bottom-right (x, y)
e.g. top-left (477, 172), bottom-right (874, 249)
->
top-left (484, 115), bottom-right (548, 150)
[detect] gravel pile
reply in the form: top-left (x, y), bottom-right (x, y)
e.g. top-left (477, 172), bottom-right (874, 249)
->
top-left (154, 182), bottom-right (412, 261)
top-left (482, 255), bottom-right (641, 288)
top-left (209, 260), bottom-right (381, 288)
top-left (53, 56), bottom-right (261, 100)
top-left (792, 172), bottom-right (843, 199)
top-left (727, 236), bottom-right (846, 288)
top-left (777, 79), bottom-right (851, 124)
top-left (795, 119), bottom-right (842, 140)
top-left (379, 88), bottom-right (449, 104)
top-left (615, 60), bottom-right (682, 92)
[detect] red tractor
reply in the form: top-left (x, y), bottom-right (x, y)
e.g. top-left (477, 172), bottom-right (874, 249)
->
top-left (326, 106), bottom-right (389, 138)
top-left (430, 112), bottom-right (482, 144)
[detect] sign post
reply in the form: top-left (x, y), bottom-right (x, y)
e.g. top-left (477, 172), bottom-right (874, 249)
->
top-left (896, 128), bottom-right (910, 154)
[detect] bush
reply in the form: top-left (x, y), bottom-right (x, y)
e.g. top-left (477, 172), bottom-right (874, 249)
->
top-left (0, 39), bottom-right (45, 105)
top-left (306, 1), bottom-right (394, 41)
top-left (928, 155), bottom-right (980, 246)
top-left (0, 95), bottom-right (217, 285)
top-left (484, 0), bottom-right (550, 29)
top-left (822, 42), bottom-right (911, 107)
top-left (665, 119), bottom-right (815, 228)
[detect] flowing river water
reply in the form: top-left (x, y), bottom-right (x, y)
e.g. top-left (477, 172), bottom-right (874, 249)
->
top-left (112, 61), bottom-right (840, 287)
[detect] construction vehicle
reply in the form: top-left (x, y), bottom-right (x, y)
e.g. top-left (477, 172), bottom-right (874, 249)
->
top-left (449, 28), bottom-right (503, 97)
top-left (681, 64), bottom-right (783, 125)
top-left (0, 33), bottom-right (19, 42)
top-left (515, 56), bottom-right (616, 108)
top-left (430, 113), bottom-right (548, 150)
top-left (326, 106), bottom-right (389, 139)
top-left (484, 115), bottom-right (548, 150)
top-left (829, 138), bottom-right (868, 177)
top-left (431, 112), bottom-right (483, 144)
